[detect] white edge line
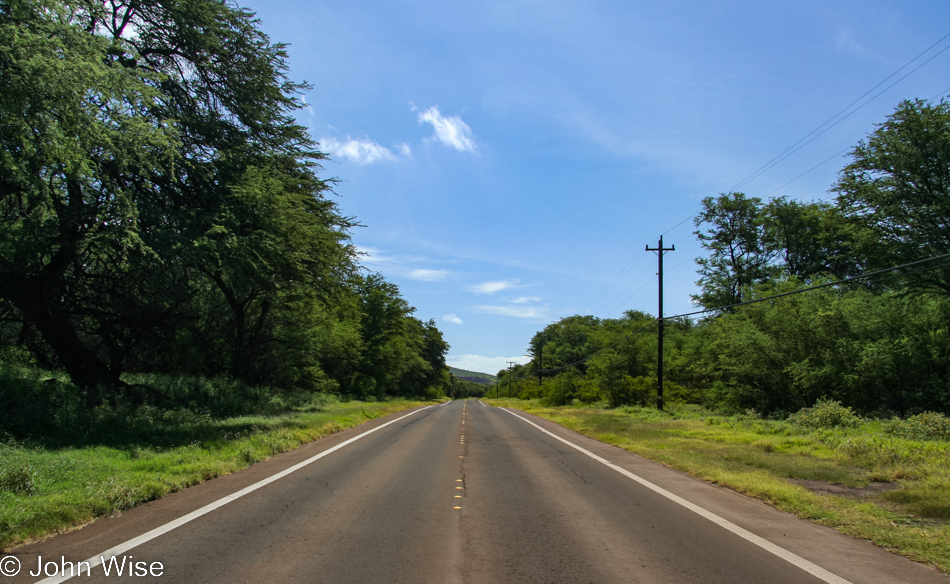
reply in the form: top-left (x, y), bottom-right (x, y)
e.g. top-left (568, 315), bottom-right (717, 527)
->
top-left (33, 406), bottom-right (433, 584)
top-left (501, 408), bottom-right (853, 584)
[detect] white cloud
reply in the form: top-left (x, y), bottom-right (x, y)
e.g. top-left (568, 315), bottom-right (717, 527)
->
top-left (418, 106), bottom-right (477, 152)
top-left (447, 354), bottom-right (531, 375)
top-left (442, 314), bottom-right (463, 325)
top-left (320, 136), bottom-right (398, 164)
top-left (475, 304), bottom-right (550, 319)
top-left (468, 279), bottom-right (520, 294)
top-left (357, 246), bottom-right (453, 282)
top-left (408, 268), bottom-right (449, 282)
top-left (511, 296), bottom-right (542, 304)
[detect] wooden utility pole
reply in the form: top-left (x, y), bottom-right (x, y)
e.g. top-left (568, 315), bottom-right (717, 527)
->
top-left (506, 361), bottom-right (516, 397)
top-left (646, 236), bottom-right (675, 411)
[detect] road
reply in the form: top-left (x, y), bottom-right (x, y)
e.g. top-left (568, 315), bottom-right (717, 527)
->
top-left (7, 400), bottom-right (948, 583)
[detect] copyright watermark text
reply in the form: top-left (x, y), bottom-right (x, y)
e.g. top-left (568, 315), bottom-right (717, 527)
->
top-left (1, 555), bottom-right (164, 578)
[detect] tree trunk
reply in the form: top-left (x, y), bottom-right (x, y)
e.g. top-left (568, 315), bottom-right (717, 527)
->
top-left (0, 268), bottom-right (122, 403)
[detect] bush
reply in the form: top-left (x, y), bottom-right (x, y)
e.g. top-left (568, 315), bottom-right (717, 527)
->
top-left (517, 379), bottom-right (547, 400)
top-left (573, 378), bottom-right (601, 404)
top-left (788, 399), bottom-right (861, 429)
top-left (541, 374), bottom-right (576, 406)
top-left (883, 411), bottom-right (950, 441)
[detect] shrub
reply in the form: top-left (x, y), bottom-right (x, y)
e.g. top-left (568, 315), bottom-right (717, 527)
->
top-left (788, 399), bottom-right (861, 429)
top-left (601, 376), bottom-right (655, 408)
top-left (883, 411), bottom-right (950, 441)
top-left (517, 380), bottom-right (547, 400)
top-left (542, 374), bottom-right (576, 406)
top-left (573, 378), bottom-right (601, 404)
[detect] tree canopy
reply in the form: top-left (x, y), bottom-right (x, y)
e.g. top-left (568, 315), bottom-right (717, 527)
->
top-left (834, 98), bottom-right (950, 295)
top-left (0, 0), bottom-right (449, 403)
top-left (504, 98), bottom-right (950, 417)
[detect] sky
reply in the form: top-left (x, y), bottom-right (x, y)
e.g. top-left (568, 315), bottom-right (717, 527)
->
top-left (240, 0), bottom-right (950, 375)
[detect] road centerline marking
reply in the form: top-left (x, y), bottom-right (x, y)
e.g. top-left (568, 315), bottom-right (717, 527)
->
top-left (31, 406), bottom-right (434, 584)
top-left (501, 408), bottom-right (853, 584)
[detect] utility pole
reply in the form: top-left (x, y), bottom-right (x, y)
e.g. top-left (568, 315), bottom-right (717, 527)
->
top-left (646, 235), bottom-right (675, 411)
top-left (506, 361), bottom-right (516, 397)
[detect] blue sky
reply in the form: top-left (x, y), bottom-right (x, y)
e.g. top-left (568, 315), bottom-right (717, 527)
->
top-left (242, 0), bottom-right (950, 375)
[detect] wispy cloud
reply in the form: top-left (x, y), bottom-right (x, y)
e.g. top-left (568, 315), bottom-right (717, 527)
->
top-left (475, 304), bottom-right (549, 319)
top-left (511, 296), bottom-right (542, 304)
top-left (418, 106), bottom-right (477, 152)
top-left (408, 268), bottom-right (449, 282)
top-left (442, 314), bottom-right (463, 325)
top-left (468, 279), bottom-right (520, 294)
top-left (358, 246), bottom-right (453, 282)
top-left (320, 136), bottom-right (405, 164)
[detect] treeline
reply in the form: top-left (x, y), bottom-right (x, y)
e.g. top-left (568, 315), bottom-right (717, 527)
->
top-left (503, 98), bottom-right (950, 417)
top-left (0, 0), bottom-right (449, 407)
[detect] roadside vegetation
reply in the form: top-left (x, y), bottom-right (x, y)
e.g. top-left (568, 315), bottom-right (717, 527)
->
top-left (485, 96), bottom-right (950, 572)
top-left (486, 98), bottom-right (950, 571)
top-left (500, 98), bottom-right (950, 419)
top-left (2, 0), bottom-right (950, 571)
top-left (0, 0), bottom-right (452, 407)
top-left (0, 2), bottom-right (453, 549)
top-left (488, 398), bottom-right (950, 573)
top-left (0, 366), bottom-right (429, 551)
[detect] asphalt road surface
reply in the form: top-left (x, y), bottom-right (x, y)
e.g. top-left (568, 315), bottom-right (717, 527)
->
top-left (7, 400), bottom-right (948, 583)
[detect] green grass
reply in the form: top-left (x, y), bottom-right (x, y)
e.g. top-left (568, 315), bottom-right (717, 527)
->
top-left (0, 399), bottom-right (428, 550)
top-left (487, 398), bottom-right (950, 574)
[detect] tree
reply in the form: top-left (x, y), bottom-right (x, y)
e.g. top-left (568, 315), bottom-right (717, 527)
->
top-left (0, 0), bottom-right (361, 399)
top-left (0, 0), bottom-right (179, 393)
top-left (347, 275), bottom-right (448, 399)
top-left (834, 98), bottom-right (950, 294)
top-left (693, 192), bottom-right (775, 309)
top-left (761, 198), bottom-right (859, 281)
top-left (185, 166), bottom-right (356, 384)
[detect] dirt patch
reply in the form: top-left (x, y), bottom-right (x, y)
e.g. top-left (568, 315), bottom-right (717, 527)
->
top-left (787, 478), bottom-right (899, 499)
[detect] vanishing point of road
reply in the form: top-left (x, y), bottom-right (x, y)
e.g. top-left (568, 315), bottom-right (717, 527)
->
top-left (8, 400), bottom-right (948, 583)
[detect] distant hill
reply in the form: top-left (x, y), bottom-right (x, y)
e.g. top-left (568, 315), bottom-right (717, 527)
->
top-left (448, 366), bottom-right (496, 385)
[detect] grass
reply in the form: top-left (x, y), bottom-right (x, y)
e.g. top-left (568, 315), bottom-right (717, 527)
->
top-left (0, 398), bottom-right (428, 551)
top-left (487, 398), bottom-right (950, 574)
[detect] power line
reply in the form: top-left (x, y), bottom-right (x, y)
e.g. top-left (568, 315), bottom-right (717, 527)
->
top-left (656, 31), bottom-right (950, 238)
top-left (580, 249), bottom-right (648, 314)
top-left (731, 32), bottom-right (950, 194)
top-left (596, 262), bottom-right (656, 316)
top-left (671, 253), bottom-right (950, 320)
top-left (604, 258), bottom-right (694, 318)
top-left (929, 86), bottom-right (950, 102)
top-left (535, 35), bottom-right (950, 376)
top-left (603, 275), bottom-right (655, 318)
top-left (539, 319), bottom-right (659, 374)
top-left (661, 213), bottom-right (697, 240)
top-left (761, 147), bottom-right (850, 199)
top-left (514, 252), bottom-right (950, 379)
